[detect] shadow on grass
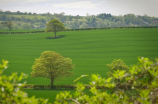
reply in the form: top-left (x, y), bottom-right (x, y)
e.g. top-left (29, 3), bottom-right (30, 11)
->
top-left (46, 35), bottom-right (66, 39)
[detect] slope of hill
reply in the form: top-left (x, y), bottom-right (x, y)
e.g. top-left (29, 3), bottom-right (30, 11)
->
top-left (0, 28), bottom-right (158, 85)
top-left (0, 10), bottom-right (158, 30)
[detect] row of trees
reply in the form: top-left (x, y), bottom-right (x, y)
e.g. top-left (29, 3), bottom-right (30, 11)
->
top-left (0, 9), bottom-right (39, 15)
top-left (0, 21), bottom-right (35, 30)
top-left (0, 10), bottom-right (158, 29)
top-left (0, 14), bottom-right (47, 23)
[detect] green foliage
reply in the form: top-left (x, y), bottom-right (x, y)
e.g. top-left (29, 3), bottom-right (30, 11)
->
top-left (55, 57), bottom-right (158, 104)
top-left (107, 59), bottom-right (129, 77)
top-left (79, 23), bottom-right (89, 29)
top-left (21, 23), bottom-right (32, 29)
top-left (45, 19), bottom-right (65, 37)
top-left (0, 60), bottom-right (49, 104)
top-left (0, 10), bottom-right (158, 30)
top-left (1, 20), bottom-right (13, 31)
top-left (107, 59), bottom-right (129, 71)
top-left (31, 51), bottom-right (74, 87)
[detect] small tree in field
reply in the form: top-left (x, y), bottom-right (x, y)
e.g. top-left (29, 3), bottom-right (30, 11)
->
top-left (45, 19), bottom-right (65, 37)
top-left (1, 20), bottom-right (13, 31)
top-left (31, 51), bottom-right (74, 87)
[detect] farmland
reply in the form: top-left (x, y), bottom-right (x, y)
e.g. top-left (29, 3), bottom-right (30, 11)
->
top-left (0, 28), bottom-right (158, 103)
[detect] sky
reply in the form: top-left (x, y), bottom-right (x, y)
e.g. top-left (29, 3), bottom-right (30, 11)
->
top-left (0, 0), bottom-right (158, 17)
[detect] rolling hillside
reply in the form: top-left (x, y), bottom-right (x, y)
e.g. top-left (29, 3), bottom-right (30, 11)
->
top-left (0, 28), bottom-right (158, 85)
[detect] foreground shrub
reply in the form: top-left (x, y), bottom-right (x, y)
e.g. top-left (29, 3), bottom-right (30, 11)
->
top-left (0, 60), bottom-right (49, 104)
top-left (106, 59), bottom-right (129, 77)
top-left (54, 57), bottom-right (158, 104)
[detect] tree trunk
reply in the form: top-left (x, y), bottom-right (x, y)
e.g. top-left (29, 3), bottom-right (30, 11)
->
top-left (51, 76), bottom-right (54, 88)
top-left (9, 27), bottom-right (11, 31)
top-left (51, 79), bottom-right (54, 88)
top-left (55, 32), bottom-right (56, 37)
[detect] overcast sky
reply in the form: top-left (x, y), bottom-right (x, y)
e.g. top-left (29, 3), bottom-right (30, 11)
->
top-left (0, 0), bottom-right (158, 17)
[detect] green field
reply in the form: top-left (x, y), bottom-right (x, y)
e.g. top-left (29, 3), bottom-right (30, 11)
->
top-left (0, 28), bottom-right (158, 103)
top-left (22, 89), bottom-right (76, 103)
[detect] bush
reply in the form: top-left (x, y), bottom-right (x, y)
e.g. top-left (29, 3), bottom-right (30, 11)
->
top-left (106, 59), bottom-right (129, 77)
top-left (0, 60), bottom-right (49, 104)
top-left (54, 57), bottom-right (158, 104)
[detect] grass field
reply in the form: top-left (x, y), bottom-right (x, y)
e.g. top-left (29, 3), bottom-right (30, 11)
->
top-left (23, 89), bottom-right (76, 103)
top-left (0, 28), bottom-right (158, 84)
top-left (0, 28), bottom-right (158, 103)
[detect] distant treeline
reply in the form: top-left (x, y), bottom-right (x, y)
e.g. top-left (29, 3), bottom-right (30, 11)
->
top-left (0, 10), bottom-right (158, 30)
top-left (0, 10), bottom-right (56, 16)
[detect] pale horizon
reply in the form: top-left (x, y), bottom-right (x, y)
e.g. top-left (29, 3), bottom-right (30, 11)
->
top-left (0, 0), bottom-right (158, 17)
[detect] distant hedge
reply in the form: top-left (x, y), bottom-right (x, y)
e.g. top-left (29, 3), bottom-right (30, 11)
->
top-left (0, 31), bottom-right (45, 34)
top-left (65, 26), bottom-right (158, 31)
top-left (22, 84), bottom-right (112, 90)
top-left (22, 84), bottom-right (77, 89)
top-left (0, 26), bottom-right (158, 34)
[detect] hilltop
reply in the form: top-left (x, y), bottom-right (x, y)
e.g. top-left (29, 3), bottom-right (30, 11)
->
top-left (0, 10), bottom-right (158, 29)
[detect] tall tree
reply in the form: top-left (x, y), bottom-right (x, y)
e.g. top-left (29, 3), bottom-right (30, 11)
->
top-left (31, 51), bottom-right (74, 87)
top-left (45, 19), bottom-right (65, 37)
top-left (1, 20), bottom-right (13, 31)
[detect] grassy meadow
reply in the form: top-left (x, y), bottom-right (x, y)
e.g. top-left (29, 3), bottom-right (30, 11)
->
top-left (22, 89), bottom-right (76, 103)
top-left (0, 28), bottom-right (158, 102)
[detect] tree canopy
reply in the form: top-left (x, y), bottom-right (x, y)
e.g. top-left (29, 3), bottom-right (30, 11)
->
top-left (106, 59), bottom-right (129, 77)
top-left (45, 19), bottom-right (65, 37)
top-left (31, 51), bottom-right (74, 87)
top-left (79, 23), bottom-right (90, 29)
top-left (1, 20), bottom-right (13, 31)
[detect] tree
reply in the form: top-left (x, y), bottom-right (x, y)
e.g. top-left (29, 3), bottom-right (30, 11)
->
top-left (21, 23), bottom-right (32, 29)
top-left (54, 57), bottom-right (158, 104)
top-left (79, 23), bottom-right (89, 28)
top-left (0, 23), bottom-right (5, 29)
top-left (31, 51), bottom-right (74, 87)
top-left (0, 60), bottom-right (48, 104)
top-left (106, 59), bottom-right (129, 76)
top-left (1, 20), bottom-right (13, 31)
top-left (45, 19), bottom-right (65, 37)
